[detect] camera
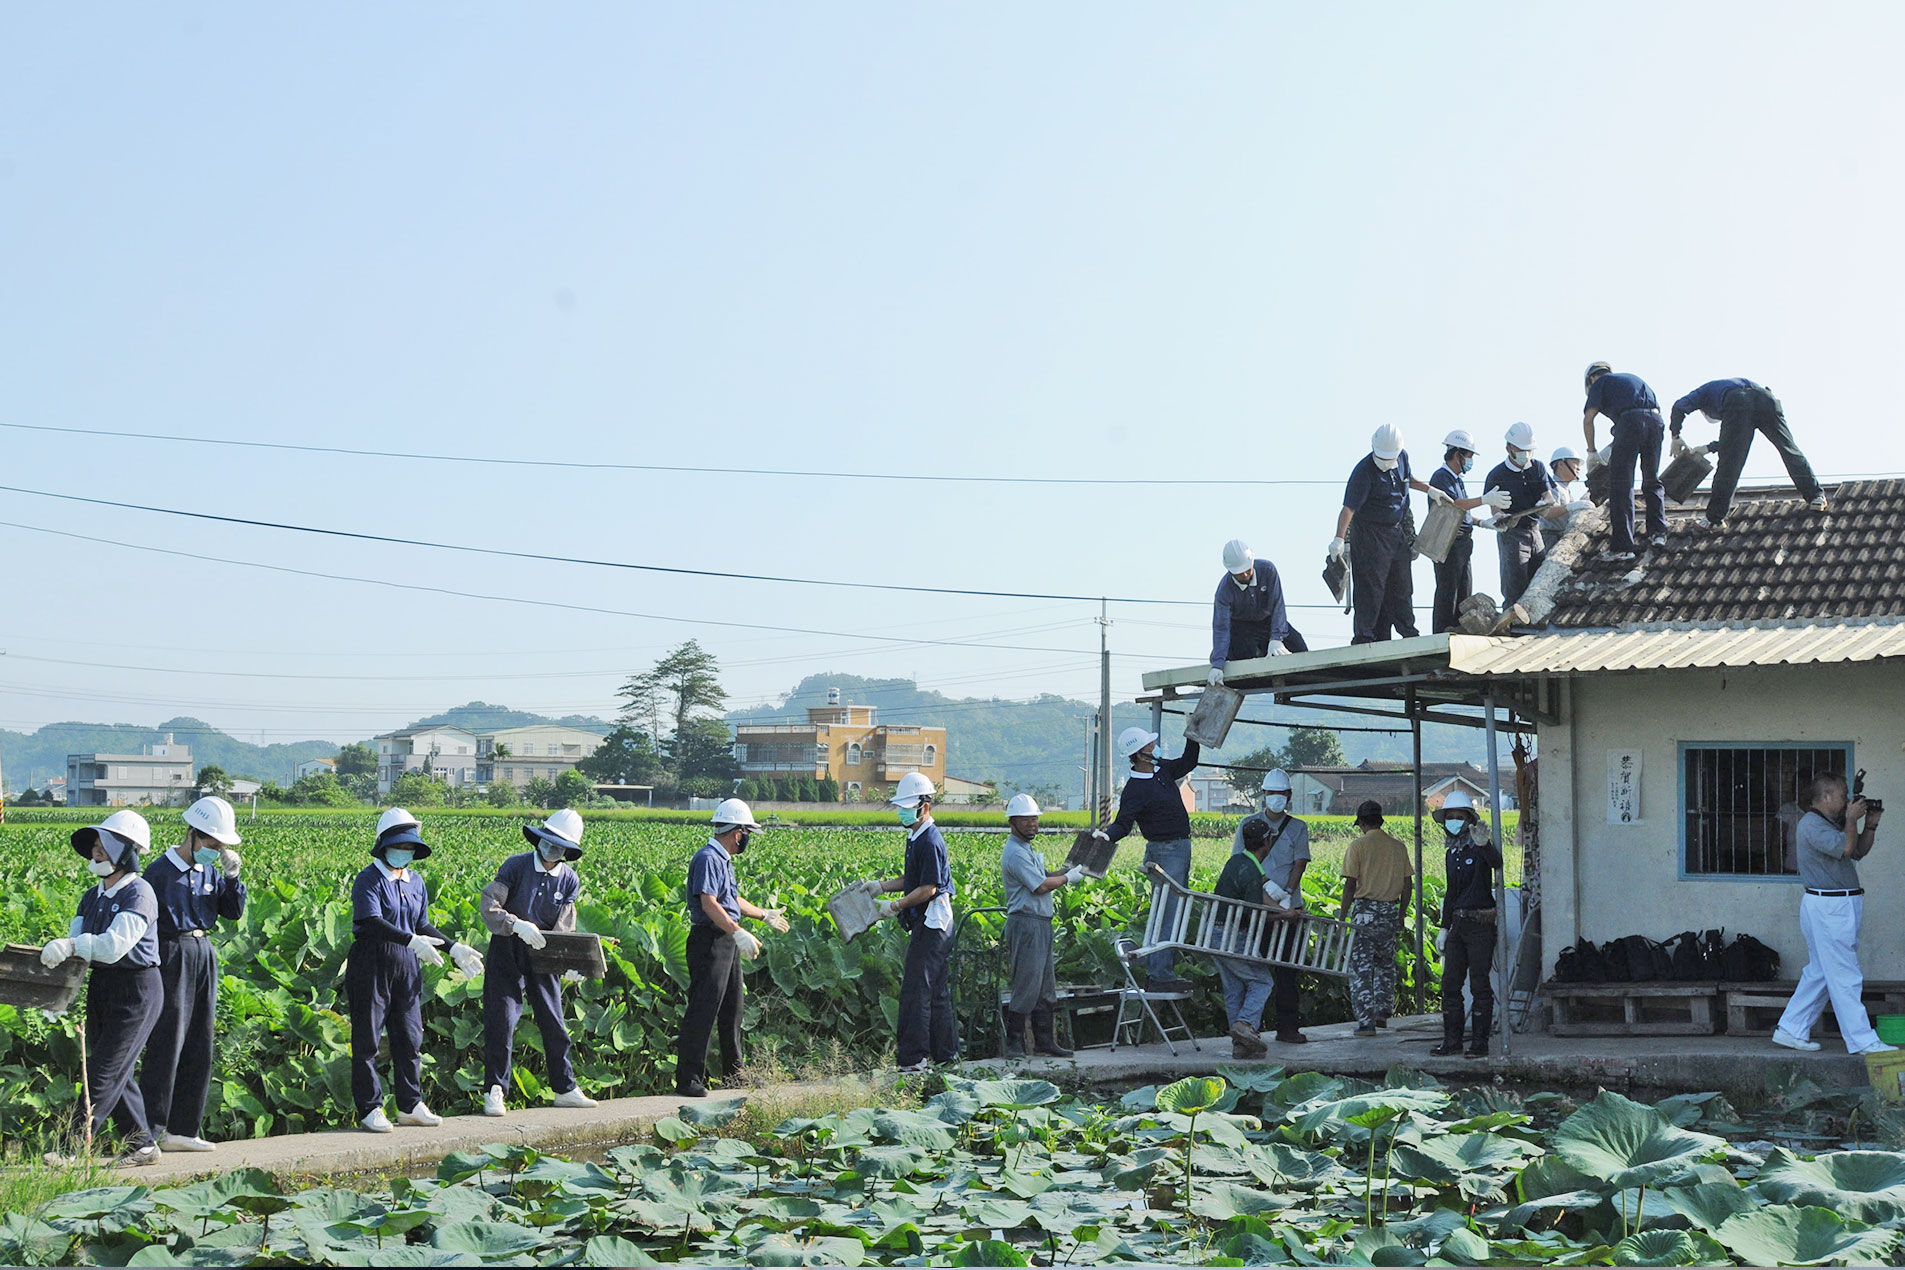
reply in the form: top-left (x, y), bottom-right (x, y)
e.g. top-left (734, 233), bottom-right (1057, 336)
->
top-left (1855, 769), bottom-right (1884, 816)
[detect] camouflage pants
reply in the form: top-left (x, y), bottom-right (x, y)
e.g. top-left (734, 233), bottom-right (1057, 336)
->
top-left (1348, 899), bottom-right (1403, 1029)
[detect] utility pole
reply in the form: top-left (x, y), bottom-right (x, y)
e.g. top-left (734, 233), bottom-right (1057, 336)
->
top-left (1097, 600), bottom-right (1113, 827)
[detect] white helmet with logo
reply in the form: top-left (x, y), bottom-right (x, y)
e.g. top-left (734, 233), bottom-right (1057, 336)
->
top-left (184, 796), bottom-right (242, 846)
top-left (1117, 726), bottom-right (1160, 758)
top-left (890, 772), bottom-right (936, 808)
top-left (1442, 429), bottom-right (1476, 453)
top-left (1259, 767), bottom-right (1293, 793)
top-left (1005, 793), bottom-right (1040, 818)
top-left (1505, 421), bottom-right (1536, 451)
top-left (1221, 539), bottom-right (1254, 574)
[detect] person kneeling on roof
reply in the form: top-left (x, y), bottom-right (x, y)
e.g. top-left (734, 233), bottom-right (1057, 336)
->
top-left (1433, 791), bottom-right (1500, 1060)
top-left (1094, 727), bottom-right (1202, 994)
top-left (1207, 539), bottom-right (1307, 688)
top-left (999, 794), bottom-right (1086, 1060)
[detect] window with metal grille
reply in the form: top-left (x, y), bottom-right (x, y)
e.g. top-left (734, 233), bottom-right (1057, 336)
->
top-left (1681, 743), bottom-right (1850, 877)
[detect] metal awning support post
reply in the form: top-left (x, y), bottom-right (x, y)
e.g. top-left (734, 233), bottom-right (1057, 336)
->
top-left (1483, 688), bottom-right (1510, 1059)
top-left (1410, 686), bottom-right (1424, 1013)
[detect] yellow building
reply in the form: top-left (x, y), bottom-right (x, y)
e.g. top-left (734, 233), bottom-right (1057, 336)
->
top-left (733, 692), bottom-right (946, 801)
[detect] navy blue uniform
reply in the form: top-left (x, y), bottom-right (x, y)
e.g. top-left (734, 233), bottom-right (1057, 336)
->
top-left (1427, 465), bottom-right (1474, 633)
top-left (896, 821), bottom-right (960, 1067)
top-left (1439, 828), bottom-right (1503, 1052)
top-left (74, 878), bottom-right (163, 1150)
top-left (346, 862), bottom-right (449, 1117)
top-left (678, 840), bottom-right (747, 1092)
top-left (1210, 565), bottom-right (1307, 665)
top-left (1586, 372), bottom-right (1667, 552)
top-left (1671, 379), bottom-right (1822, 524)
top-left (1343, 452), bottom-right (1418, 644)
top-left (1104, 741), bottom-right (1202, 847)
top-left (481, 852), bottom-right (581, 1096)
top-left (1484, 459), bottom-right (1558, 606)
top-left (139, 850), bottom-right (246, 1141)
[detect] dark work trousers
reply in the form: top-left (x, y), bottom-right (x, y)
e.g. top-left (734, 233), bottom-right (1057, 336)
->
top-left (676, 923), bottom-right (744, 1091)
top-left (1431, 532), bottom-right (1473, 633)
top-left (138, 936), bottom-right (218, 1139)
top-left (347, 942), bottom-right (424, 1117)
top-left (1707, 387), bottom-right (1822, 523)
top-left (1496, 523), bottom-right (1546, 608)
top-left (1606, 410), bottom-right (1667, 552)
top-left (1227, 618), bottom-right (1310, 659)
top-left (1440, 916), bottom-right (1496, 1050)
top-left (1270, 963), bottom-right (1302, 1036)
top-left (483, 936), bottom-right (575, 1095)
top-left (897, 922), bottom-right (959, 1067)
top-left (75, 966), bottom-right (163, 1150)
top-left (1349, 521), bottom-right (1417, 643)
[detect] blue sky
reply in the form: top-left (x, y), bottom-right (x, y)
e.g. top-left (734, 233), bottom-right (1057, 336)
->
top-left (3, 4), bottom-right (1902, 742)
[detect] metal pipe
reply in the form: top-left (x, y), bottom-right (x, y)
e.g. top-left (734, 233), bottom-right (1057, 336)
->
top-left (1484, 689), bottom-right (1509, 1059)
top-left (1099, 600), bottom-right (1113, 828)
top-left (1411, 685), bottom-right (1425, 1014)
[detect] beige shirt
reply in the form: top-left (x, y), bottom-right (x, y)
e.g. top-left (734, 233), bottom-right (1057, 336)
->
top-left (1341, 829), bottom-right (1413, 902)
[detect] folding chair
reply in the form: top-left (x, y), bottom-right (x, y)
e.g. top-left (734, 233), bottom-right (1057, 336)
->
top-left (1109, 936), bottom-right (1201, 1055)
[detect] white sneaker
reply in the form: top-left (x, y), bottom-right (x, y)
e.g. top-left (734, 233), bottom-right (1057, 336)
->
top-left (42, 1150), bottom-right (77, 1167)
top-left (1810, 494), bottom-right (1829, 512)
top-left (160, 1133), bottom-right (215, 1152)
top-left (397, 1102), bottom-right (442, 1127)
top-left (360, 1108), bottom-right (394, 1133)
top-left (552, 1087), bottom-right (598, 1109)
top-left (1772, 1028), bottom-right (1822, 1052)
top-left (896, 1059), bottom-right (932, 1074)
top-left (120, 1143), bottom-right (162, 1167)
top-left (1854, 1042), bottom-right (1900, 1055)
top-left (482, 1086), bottom-right (507, 1117)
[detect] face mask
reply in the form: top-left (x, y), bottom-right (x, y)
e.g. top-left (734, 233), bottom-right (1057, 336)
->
top-left (897, 806), bottom-right (920, 828)
top-left (1459, 456), bottom-right (1473, 474)
top-left (732, 831), bottom-right (752, 855)
top-left (537, 840), bottom-right (566, 864)
top-left (194, 846), bottom-right (222, 868)
top-left (1374, 456), bottom-right (1399, 472)
top-left (89, 859), bottom-right (116, 877)
top-left (1444, 819), bottom-right (1465, 836)
top-left (1508, 449), bottom-right (1531, 470)
top-left (1264, 794), bottom-right (1289, 815)
top-left (384, 847), bottom-right (415, 869)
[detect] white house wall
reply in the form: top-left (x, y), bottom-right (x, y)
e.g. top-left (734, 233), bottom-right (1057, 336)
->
top-left (1540, 661), bottom-right (1905, 982)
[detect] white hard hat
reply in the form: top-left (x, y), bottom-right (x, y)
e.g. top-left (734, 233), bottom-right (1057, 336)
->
top-left (1260, 767), bottom-right (1292, 793)
top-left (1442, 430), bottom-right (1476, 453)
top-left (1550, 445), bottom-right (1581, 466)
top-left (1505, 421), bottom-right (1536, 451)
top-left (1221, 539), bottom-right (1255, 574)
top-left (72, 809), bottom-right (152, 869)
top-left (1371, 425), bottom-right (1404, 461)
top-left (184, 796), bottom-right (242, 846)
top-left (711, 798), bottom-right (762, 830)
top-left (1438, 789), bottom-right (1476, 821)
top-left (1117, 726), bottom-right (1160, 758)
top-left (374, 806), bottom-right (431, 858)
top-left (890, 772), bottom-right (935, 807)
top-left (1005, 793), bottom-right (1041, 818)
top-left (525, 806), bottom-right (586, 859)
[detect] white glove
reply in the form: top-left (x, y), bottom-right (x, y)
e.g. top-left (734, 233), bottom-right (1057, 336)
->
top-left (450, 943), bottom-right (484, 977)
top-left (40, 938), bottom-right (76, 969)
top-left (1064, 865), bottom-right (1087, 884)
top-left (408, 934), bottom-right (446, 965)
top-left (1670, 434), bottom-right (1689, 458)
top-left (853, 879), bottom-right (885, 900)
top-left (219, 849), bottom-right (242, 878)
top-left (1091, 829), bottom-right (1109, 843)
top-left (510, 918), bottom-right (548, 950)
top-left (732, 929), bottom-right (762, 959)
top-left (1327, 537), bottom-right (1346, 561)
top-left (1567, 499), bottom-right (1592, 513)
top-left (1427, 485), bottom-right (1452, 506)
top-left (561, 969), bottom-right (585, 984)
top-left (1207, 667), bottom-right (1224, 687)
top-left (762, 908), bottom-right (790, 933)
top-left (1483, 489), bottom-right (1512, 511)
top-left (872, 900), bottom-right (901, 921)
top-left (1436, 929), bottom-right (1448, 955)
top-left (1262, 879), bottom-right (1291, 908)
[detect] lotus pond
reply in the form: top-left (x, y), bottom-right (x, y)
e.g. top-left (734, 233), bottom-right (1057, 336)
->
top-left (9, 1066), bottom-right (1905, 1266)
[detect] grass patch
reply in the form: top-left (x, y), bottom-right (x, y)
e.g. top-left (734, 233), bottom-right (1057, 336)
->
top-left (0, 1147), bottom-right (119, 1216)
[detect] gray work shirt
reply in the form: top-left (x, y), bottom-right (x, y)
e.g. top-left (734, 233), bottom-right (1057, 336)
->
top-left (1796, 810), bottom-right (1861, 891)
top-left (1231, 811), bottom-right (1311, 887)
top-left (1002, 833), bottom-right (1055, 918)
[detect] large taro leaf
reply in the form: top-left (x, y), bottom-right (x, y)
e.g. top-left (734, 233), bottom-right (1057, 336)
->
top-left (972, 1079), bottom-right (1061, 1111)
top-left (853, 1144), bottom-right (932, 1178)
top-left (1755, 1148), bottom-right (1905, 1223)
top-left (1713, 1204), bottom-right (1903, 1267)
top-left (749, 1233), bottom-right (868, 1266)
top-left (427, 1220), bottom-right (550, 1261)
top-left (582, 1234), bottom-right (659, 1267)
top-left (126, 1241), bottom-right (258, 1268)
top-left (1289, 1086), bottom-right (1449, 1137)
top-left (1552, 1091), bottom-right (1725, 1190)
top-left (1612, 1228), bottom-right (1730, 1266)
top-left (946, 1239), bottom-right (1028, 1266)
top-left (325, 1249), bottom-right (487, 1267)
top-left (927, 1087), bottom-right (981, 1124)
top-left (1348, 1230), bottom-right (1429, 1266)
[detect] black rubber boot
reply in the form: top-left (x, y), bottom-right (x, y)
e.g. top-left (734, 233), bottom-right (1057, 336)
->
top-left (1002, 1012), bottom-right (1032, 1059)
top-left (1031, 1008), bottom-right (1073, 1058)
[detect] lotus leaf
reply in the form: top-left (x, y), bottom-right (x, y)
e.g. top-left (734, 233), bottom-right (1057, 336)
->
top-left (869, 1107), bottom-right (960, 1150)
top-left (1714, 1203), bottom-right (1903, 1266)
top-left (1652, 1178), bottom-right (1756, 1232)
top-left (1107, 1147), bottom-right (1175, 1189)
top-left (1611, 1228), bottom-right (1729, 1266)
top-left (582, 1234), bottom-right (659, 1266)
top-left (973, 1079), bottom-right (1061, 1110)
top-left (947, 1237), bottom-right (1028, 1266)
top-left (1552, 1091), bottom-right (1725, 1190)
top-left (428, 1220), bottom-right (549, 1260)
top-left (927, 1087), bottom-right (981, 1123)
top-left (1754, 1147), bottom-right (1905, 1222)
top-left (853, 1144), bottom-right (932, 1178)
top-left (679, 1097), bottom-right (745, 1127)
top-left (1189, 1181), bottom-right (1300, 1221)
top-left (748, 1233), bottom-right (868, 1265)
top-left (1155, 1076), bottom-right (1227, 1116)
top-left (1290, 1086), bottom-right (1449, 1136)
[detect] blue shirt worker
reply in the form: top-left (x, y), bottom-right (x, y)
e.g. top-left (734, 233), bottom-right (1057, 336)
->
top-left (1208, 539), bottom-right (1308, 688)
top-left (346, 808), bottom-right (484, 1133)
top-left (1426, 431), bottom-right (1513, 633)
top-left (1431, 791), bottom-right (1502, 1059)
top-left (136, 796), bottom-right (246, 1155)
top-left (1331, 425), bottom-right (1444, 644)
top-left (1483, 422), bottom-right (1561, 608)
top-left (862, 772), bottom-right (959, 1073)
top-left (1772, 773), bottom-right (1895, 1056)
top-left (39, 811), bottom-right (164, 1167)
top-left (479, 808), bottom-right (599, 1117)
top-left (999, 794), bottom-right (1086, 1059)
top-left (675, 798), bottom-right (788, 1098)
top-left (1669, 378), bottom-right (1826, 529)
top-left (1582, 362), bottom-right (1669, 560)
top-left (1095, 727), bottom-right (1202, 992)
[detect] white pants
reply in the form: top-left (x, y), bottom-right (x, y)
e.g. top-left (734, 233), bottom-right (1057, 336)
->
top-left (1775, 893), bottom-right (1880, 1050)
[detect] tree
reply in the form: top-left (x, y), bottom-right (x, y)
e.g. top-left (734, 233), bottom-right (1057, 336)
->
top-left (340, 773), bottom-right (378, 803)
top-left (334, 743), bottom-right (377, 779)
top-left (388, 771), bottom-right (447, 808)
top-left (290, 772), bottom-right (360, 807)
top-left (736, 778), bottom-right (760, 801)
top-left (486, 781), bottom-right (519, 808)
top-left (617, 640), bottom-right (726, 744)
top-left (816, 777), bottom-right (841, 803)
top-left (554, 769), bottom-right (595, 808)
top-left (195, 765), bottom-right (234, 799)
top-left (577, 726), bottom-right (665, 786)
top-left (522, 776), bottom-right (559, 809)
top-left (670, 717), bottom-right (739, 789)
top-left (1225, 744), bottom-right (1282, 799)
top-left (1282, 726), bottom-right (1347, 770)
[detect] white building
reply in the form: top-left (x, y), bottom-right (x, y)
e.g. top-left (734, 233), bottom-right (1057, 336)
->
top-left (295, 757), bottom-right (338, 781)
top-left (67, 736), bottom-right (194, 808)
top-left (373, 726), bottom-right (480, 794)
top-left (477, 725), bottom-right (604, 789)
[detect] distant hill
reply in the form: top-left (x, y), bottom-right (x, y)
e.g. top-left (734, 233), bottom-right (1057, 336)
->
top-left (405, 702), bottom-right (613, 736)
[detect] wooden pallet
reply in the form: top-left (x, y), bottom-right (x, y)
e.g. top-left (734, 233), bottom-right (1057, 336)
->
top-left (1543, 981), bottom-right (1721, 1036)
top-left (1724, 980), bottom-right (1905, 1037)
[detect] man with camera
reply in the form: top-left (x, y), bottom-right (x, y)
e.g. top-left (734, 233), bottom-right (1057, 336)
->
top-left (1773, 772), bottom-right (1896, 1056)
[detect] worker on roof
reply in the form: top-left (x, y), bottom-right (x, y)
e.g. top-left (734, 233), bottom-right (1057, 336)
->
top-left (998, 794), bottom-right (1086, 1060)
top-left (1484, 422), bottom-right (1561, 608)
top-left (1432, 790), bottom-right (1501, 1059)
top-left (1549, 447), bottom-right (1590, 512)
top-left (1582, 362), bottom-right (1669, 562)
top-left (1208, 540), bottom-right (1307, 688)
top-left (1092, 727), bottom-right (1202, 994)
top-left (864, 773), bottom-right (959, 1074)
top-left (1427, 431), bottom-right (1513, 633)
top-left (1668, 378), bottom-right (1828, 529)
top-left (1224, 767), bottom-right (1310, 1045)
top-left (676, 798), bottom-right (788, 1096)
top-left (1330, 425), bottom-right (1444, 644)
